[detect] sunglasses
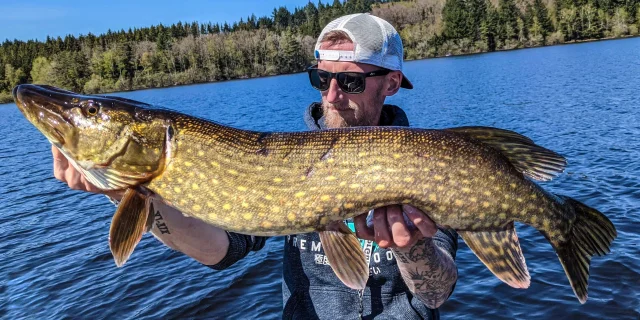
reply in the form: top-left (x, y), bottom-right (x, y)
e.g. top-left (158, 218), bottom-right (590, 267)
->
top-left (307, 65), bottom-right (391, 94)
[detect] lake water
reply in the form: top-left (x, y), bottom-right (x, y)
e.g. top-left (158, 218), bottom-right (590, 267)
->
top-left (1, 37), bottom-right (639, 319)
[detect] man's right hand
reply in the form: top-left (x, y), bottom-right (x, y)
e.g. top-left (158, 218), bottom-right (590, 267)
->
top-left (51, 145), bottom-right (124, 201)
top-left (51, 144), bottom-right (231, 266)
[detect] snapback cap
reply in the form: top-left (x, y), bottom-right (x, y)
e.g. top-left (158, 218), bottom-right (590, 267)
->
top-left (314, 13), bottom-right (413, 89)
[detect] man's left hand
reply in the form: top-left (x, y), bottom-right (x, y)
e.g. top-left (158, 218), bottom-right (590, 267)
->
top-left (353, 204), bottom-right (437, 249)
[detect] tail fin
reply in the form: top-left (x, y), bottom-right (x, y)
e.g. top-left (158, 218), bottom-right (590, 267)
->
top-left (550, 197), bottom-right (617, 303)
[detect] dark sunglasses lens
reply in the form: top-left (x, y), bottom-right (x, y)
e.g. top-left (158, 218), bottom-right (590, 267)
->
top-left (338, 73), bottom-right (365, 93)
top-left (309, 69), bottom-right (330, 91)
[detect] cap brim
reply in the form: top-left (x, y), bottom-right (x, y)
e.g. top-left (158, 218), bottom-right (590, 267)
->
top-left (401, 74), bottom-right (413, 89)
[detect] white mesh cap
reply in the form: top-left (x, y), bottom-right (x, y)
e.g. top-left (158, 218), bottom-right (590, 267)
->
top-left (314, 13), bottom-right (413, 89)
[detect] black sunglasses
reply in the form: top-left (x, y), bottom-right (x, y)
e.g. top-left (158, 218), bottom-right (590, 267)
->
top-left (307, 66), bottom-right (391, 94)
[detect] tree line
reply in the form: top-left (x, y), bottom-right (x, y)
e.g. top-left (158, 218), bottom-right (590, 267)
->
top-left (1, 0), bottom-right (638, 103)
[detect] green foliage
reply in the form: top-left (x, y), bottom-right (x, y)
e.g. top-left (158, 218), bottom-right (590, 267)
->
top-left (534, 0), bottom-right (553, 32)
top-left (468, 0), bottom-right (488, 41)
top-left (499, 0), bottom-right (521, 44)
top-left (531, 0), bottom-right (553, 42)
top-left (481, 6), bottom-right (500, 51)
top-left (156, 29), bottom-right (172, 51)
top-left (49, 51), bottom-right (90, 92)
top-left (5, 64), bottom-right (27, 89)
top-left (279, 30), bottom-right (307, 73)
top-left (611, 7), bottom-right (630, 37)
top-left (0, 0), bottom-right (637, 103)
top-left (30, 57), bottom-right (54, 84)
top-left (273, 6), bottom-right (292, 30)
top-left (0, 90), bottom-right (11, 103)
top-left (443, 0), bottom-right (470, 39)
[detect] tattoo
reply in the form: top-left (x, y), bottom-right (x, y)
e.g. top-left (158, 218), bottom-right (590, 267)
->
top-left (392, 238), bottom-right (457, 309)
top-left (154, 211), bottom-right (171, 234)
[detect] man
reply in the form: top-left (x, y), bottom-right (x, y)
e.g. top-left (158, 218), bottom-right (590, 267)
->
top-left (52, 13), bottom-right (458, 319)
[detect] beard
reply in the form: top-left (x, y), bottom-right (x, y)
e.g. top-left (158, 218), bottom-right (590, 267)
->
top-left (321, 91), bottom-right (385, 129)
top-left (321, 102), bottom-right (355, 128)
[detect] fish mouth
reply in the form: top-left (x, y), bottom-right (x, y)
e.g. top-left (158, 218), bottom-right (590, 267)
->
top-left (13, 84), bottom-right (75, 145)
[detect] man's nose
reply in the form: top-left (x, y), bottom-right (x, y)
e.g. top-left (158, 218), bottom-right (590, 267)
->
top-left (324, 78), bottom-right (343, 103)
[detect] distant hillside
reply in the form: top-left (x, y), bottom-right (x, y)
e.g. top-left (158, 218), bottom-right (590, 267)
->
top-left (374, 0), bottom-right (638, 58)
top-left (1, 0), bottom-right (638, 103)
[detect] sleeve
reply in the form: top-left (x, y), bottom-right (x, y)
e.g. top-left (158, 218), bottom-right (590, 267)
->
top-left (206, 232), bottom-right (269, 270)
top-left (432, 226), bottom-right (458, 260)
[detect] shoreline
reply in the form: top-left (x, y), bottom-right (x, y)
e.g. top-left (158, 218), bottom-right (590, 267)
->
top-left (417, 34), bottom-right (640, 61)
top-left (1, 34), bottom-right (638, 105)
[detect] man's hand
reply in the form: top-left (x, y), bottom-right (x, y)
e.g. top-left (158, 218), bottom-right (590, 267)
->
top-left (51, 145), bottom-right (124, 200)
top-left (52, 145), bottom-right (231, 265)
top-left (353, 204), bottom-right (437, 249)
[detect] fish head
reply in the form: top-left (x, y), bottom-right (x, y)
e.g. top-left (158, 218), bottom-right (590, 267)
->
top-left (13, 84), bottom-right (171, 189)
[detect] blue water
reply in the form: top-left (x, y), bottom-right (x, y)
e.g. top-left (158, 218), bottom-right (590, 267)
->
top-left (1, 37), bottom-right (639, 319)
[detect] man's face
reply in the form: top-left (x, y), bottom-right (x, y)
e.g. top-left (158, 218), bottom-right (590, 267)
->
top-left (317, 41), bottom-right (387, 129)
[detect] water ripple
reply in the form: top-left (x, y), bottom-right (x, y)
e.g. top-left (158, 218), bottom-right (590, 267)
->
top-left (1, 37), bottom-right (640, 318)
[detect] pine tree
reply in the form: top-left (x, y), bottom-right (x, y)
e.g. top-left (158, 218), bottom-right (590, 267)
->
top-left (498, 0), bottom-right (521, 43)
top-left (468, 0), bottom-right (488, 41)
top-left (533, 0), bottom-right (553, 39)
top-left (273, 6), bottom-right (292, 30)
top-left (481, 5), bottom-right (499, 51)
top-left (443, 0), bottom-right (470, 39)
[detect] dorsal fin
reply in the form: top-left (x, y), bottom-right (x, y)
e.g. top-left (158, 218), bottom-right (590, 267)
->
top-left (445, 126), bottom-right (567, 181)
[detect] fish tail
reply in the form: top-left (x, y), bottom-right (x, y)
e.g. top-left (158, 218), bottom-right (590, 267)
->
top-left (548, 196), bottom-right (616, 304)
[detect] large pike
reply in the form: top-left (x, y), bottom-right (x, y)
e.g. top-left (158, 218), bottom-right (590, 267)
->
top-left (13, 84), bottom-right (616, 303)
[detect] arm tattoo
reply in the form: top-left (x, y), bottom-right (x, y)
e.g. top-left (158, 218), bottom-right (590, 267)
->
top-left (109, 194), bottom-right (170, 235)
top-left (392, 238), bottom-right (457, 309)
top-left (154, 210), bottom-right (171, 234)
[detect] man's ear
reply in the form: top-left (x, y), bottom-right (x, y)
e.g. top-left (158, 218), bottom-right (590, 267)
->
top-left (383, 71), bottom-right (402, 96)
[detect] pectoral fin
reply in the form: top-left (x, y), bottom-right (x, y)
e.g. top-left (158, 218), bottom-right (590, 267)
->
top-left (318, 222), bottom-right (369, 290)
top-left (459, 222), bottom-right (530, 288)
top-left (109, 188), bottom-right (152, 267)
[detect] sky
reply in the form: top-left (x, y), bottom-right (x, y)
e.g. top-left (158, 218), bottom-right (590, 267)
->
top-left (0, 0), bottom-right (316, 42)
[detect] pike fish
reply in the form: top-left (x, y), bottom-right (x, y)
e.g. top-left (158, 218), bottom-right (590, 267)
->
top-left (13, 84), bottom-right (616, 303)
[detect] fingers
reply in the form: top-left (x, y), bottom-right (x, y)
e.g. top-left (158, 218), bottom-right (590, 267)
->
top-left (386, 205), bottom-right (412, 247)
top-left (373, 207), bottom-right (393, 248)
top-left (82, 176), bottom-right (103, 193)
top-left (66, 168), bottom-right (103, 193)
top-left (52, 145), bottom-right (69, 181)
top-left (354, 212), bottom-right (374, 241)
top-left (360, 205), bottom-right (435, 249)
top-left (64, 165), bottom-right (85, 190)
top-left (51, 144), bottom-right (103, 194)
top-left (403, 204), bottom-right (437, 238)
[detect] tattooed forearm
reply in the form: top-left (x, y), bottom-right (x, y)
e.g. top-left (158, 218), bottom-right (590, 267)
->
top-left (154, 210), bottom-right (171, 234)
top-left (392, 238), bottom-right (457, 309)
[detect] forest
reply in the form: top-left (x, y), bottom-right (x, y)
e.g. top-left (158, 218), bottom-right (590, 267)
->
top-left (1, 0), bottom-right (638, 103)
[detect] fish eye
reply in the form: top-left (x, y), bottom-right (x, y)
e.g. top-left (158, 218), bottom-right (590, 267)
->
top-left (79, 100), bottom-right (100, 116)
top-left (87, 106), bottom-right (98, 115)
top-left (82, 102), bottom-right (100, 116)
